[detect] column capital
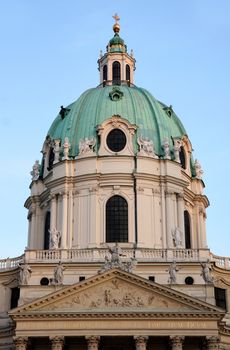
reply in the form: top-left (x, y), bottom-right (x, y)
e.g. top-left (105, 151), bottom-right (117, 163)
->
top-left (134, 336), bottom-right (148, 350)
top-left (86, 336), bottom-right (100, 350)
top-left (206, 336), bottom-right (220, 350)
top-left (170, 336), bottom-right (184, 350)
top-left (13, 336), bottom-right (29, 350)
top-left (49, 336), bottom-right (65, 350)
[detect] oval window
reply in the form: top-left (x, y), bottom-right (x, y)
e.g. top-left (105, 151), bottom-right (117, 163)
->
top-left (106, 129), bottom-right (126, 152)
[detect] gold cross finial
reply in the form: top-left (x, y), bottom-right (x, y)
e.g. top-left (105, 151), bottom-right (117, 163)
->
top-left (112, 13), bottom-right (120, 24)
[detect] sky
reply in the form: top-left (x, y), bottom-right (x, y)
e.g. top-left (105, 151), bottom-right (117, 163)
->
top-left (0, 0), bottom-right (230, 259)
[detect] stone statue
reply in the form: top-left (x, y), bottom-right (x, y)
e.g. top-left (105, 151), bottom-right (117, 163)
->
top-left (163, 138), bottom-right (171, 160)
top-left (78, 137), bottom-right (96, 156)
top-left (172, 227), bottom-right (183, 248)
top-left (49, 228), bottom-right (61, 249)
top-left (98, 244), bottom-right (137, 274)
top-left (201, 261), bottom-right (213, 283)
top-left (19, 263), bottom-right (32, 285)
top-left (167, 261), bottom-right (179, 284)
top-left (194, 159), bottom-right (203, 179)
top-left (108, 243), bottom-right (124, 264)
top-left (137, 136), bottom-right (158, 158)
top-left (62, 137), bottom-right (70, 160)
top-left (53, 139), bottom-right (61, 164)
top-left (173, 139), bottom-right (182, 163)
top-left (53, 261), bottom-right (65, 285)
top-left (123, 257), bottom-right (137, 273)
top-left (30, 160), bottom-right (40, 181)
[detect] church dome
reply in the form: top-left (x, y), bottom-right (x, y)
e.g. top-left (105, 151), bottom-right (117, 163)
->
top-left (47, 85), bottom-right (187, 159)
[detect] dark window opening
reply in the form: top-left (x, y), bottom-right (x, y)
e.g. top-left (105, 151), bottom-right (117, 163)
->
top-left (112, 61), bottom-right (121, 85)
top-left (103, 65), bottom-right (108, 81)
top-left (185, 276), bottom-right (194, 285)
top-left (215, 287), bottom-right (226, 309)
top-left (79, 276), bottom-right (86, 282)
top-left (47, 147), bottom-right (54, 171)
top-left (149, 276), bottom-right (155, 282)
top-left (107, 129), bottom-right (126, 152)
top-left (44, 212), bottom-right (50, 250)
top-left (106, 195), bottom-right (128, 242)
top-left (179, 146), bottom-right (186, 169)
top-left (10, 287), bottom-right (20, 309)
top-left (184, 210), bottom-right (191, 249)
top-left (126, 64), bottom-right (130, 81)
top-left (40, 277), bottom-right (49, 286)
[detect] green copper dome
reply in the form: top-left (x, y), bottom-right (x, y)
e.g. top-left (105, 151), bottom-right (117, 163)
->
top-left (47, 85), bottom-right (187, 158)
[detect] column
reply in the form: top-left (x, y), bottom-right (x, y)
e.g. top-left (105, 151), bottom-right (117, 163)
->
top-left (49, 336), bottom-right (65, 350)
top-left (50, 194), bottom-right (57, 230)
top-left (61, 191), bottom-right (68, 249)
top-left (13, 336), bottom-right (29, 350)
top-left (170, 336), bottom-right (184, 350)
top-left (206, 336), bottom-right (220, 350)
top-left (177, 193), bottom-right (185, 247)
top-left (134, 336), bottom-right (148, 350)
top-left (86, 336), bottom-right (100, 350)
top-left (165, 190), bottom-right (174, 248)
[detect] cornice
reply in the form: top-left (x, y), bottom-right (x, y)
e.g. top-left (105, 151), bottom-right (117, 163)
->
top-left (12, 310), bottom-right (223, 320)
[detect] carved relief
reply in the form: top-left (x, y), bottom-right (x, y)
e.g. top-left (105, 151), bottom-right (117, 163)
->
top-left (39, 278), bottom-right (186, 311)
top-left (78, 137), bottom-right (96, 156)
top-left (137, 136), bottom-right (158, 158)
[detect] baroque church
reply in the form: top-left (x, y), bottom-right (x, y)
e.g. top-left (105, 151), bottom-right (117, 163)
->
top-left (0, 16), bottom-right (230, 350)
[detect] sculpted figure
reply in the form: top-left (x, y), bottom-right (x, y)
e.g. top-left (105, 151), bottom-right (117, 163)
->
top-left (108, 243), bottom-right (124, 264)
top-left (194, 159), bottom-right (203, 179)
top-left (30, 160), bottom-right (40, 181)
top-left (19, 263), bottom-right (32, 285)
top-left (124, 257), bottom-right (137, 273)
top-left (78, 137), bottom-right (96, 156)
top-left (62, 137), bottom-right (70, 160)
top-left (49, 228), bottom-right (61, 249)
top-left (53, 139), bottom-right (61, 164)
top-left (53, 261), bottom-right (65, 285)
top-left (173, 139), bottom-right (182, 163)
top-left (163, 138), bottom-right (171, 159)
top-left (172, 227), bottom-right (182, 247)
top-left (167, 261), bottom-right (179, 284)
top-left (201, 261), bottom-right (213, 283)
top-left (137, 136), bottom-right (158, 158)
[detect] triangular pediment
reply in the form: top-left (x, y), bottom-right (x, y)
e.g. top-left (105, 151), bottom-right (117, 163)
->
top-left (10, 269), bottom-right (223, 317)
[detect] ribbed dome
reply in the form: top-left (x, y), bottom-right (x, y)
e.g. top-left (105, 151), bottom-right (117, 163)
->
top-left (48, 85), bottom-right (187, 158)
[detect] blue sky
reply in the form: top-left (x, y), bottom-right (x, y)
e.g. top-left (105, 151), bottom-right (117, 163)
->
top-left (0, 0), bottom-right (230, 258)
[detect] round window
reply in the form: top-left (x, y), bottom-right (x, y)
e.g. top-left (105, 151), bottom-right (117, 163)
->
top-left (185, 276), bottom-right (194, 285)
top-left (106, 129), bottom-right (126, 152)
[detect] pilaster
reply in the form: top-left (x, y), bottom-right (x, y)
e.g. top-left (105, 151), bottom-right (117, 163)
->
top-left (61, 191), bottom-right (68, 249)
top-left (177, 192), bottom-right (185, 247)
top-left (165, 190), bottom-right (175, 248)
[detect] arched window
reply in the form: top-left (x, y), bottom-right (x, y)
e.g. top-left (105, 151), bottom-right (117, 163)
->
top-left (44, 211), bottom-right (50, 250)
top-left (47, 147), bottom-right (54, 171)
top-left (179, 146), bottom-right (186, 169)
top-left (103, 65), bottom-right (107, 81)
top-left (184, 210), bottom-right (191, 249)
top-left (106, 195), bottom-right (128, 242)
top-left (126, 64), bottom-right (130, 81)
top-left (112, 61), bottom-right (121, 85)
